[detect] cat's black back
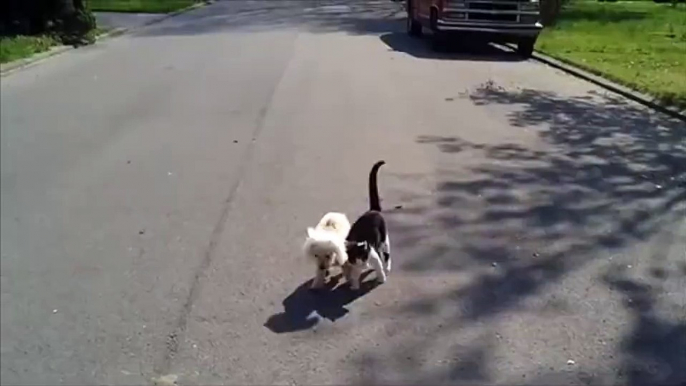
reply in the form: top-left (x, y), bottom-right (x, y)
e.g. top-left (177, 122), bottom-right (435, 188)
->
top-left (346, 161), bottom-right (388, 264)
top-left (347, 211), bottom-right (386, 247)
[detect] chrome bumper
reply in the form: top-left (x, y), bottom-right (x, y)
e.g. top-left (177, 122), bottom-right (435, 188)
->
top-left (435, 20), bottom-right (543, 36)
top-left (434, 2), bottom-right (543, 37)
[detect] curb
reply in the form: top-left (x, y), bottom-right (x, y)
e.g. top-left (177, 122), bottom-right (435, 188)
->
top-left (0, 1), bottom-right (211, 77)
top-left (127, 0), bottom-right (211, 32)
top-left (0, 45), bottom-right (73, 76)
top-left (96, 27), bottom-right (128, 41)
top-left (529, 49), bottom-right (686, 122)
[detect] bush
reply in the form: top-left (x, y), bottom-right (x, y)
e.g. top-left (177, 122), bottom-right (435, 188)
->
top-left (57, 7), bottom-right (97, 45)
top-left (0, 0), bottom-right (97, 46)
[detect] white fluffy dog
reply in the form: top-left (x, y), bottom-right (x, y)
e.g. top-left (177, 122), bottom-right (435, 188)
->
top-left (303, 212), bottom-right (351, 289)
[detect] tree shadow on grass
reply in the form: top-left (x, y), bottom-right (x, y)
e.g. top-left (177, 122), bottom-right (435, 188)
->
top-left (556, 6), bottom-right (651, 25)
top-left (351, 83), bottom-right (685, 383)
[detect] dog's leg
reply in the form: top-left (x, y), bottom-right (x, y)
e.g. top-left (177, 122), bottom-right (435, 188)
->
top-left (311, 266), bottom-right (326, 289)
top-left (369, 249), bottom-right (387, 284)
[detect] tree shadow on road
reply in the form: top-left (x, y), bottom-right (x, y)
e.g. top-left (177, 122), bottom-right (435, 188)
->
top-left (602, 268), bottom-right (686, 385)
top-left (349, 83), bottom-right (685, 383)
top-left (135, 0), bottom-right (532, 63)
top-left (555, 4), bottom-right (652, 25)
top-left (484, 267), bottom-right (686, 386)
top-left (137, 0), bottom-right (406, 37)
top-left (352, 332), bottom-right (496, 384)
top-left (264, 271), bottom-right (377, 333)
top-left (395, 84), bottom-right (685, 321)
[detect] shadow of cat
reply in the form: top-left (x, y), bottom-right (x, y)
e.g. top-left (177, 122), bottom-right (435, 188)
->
top-left (264, 271), bottom-right (377, 333)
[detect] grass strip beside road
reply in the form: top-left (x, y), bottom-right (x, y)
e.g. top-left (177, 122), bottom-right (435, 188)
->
top-left (1, 28), bottom-right (107, 65)
top-left (89, 0), bottom-right (198, 13)
top-left (0, 35), bottom-right (59, 64)
top-left (537, 1), bottom-right (686, 109)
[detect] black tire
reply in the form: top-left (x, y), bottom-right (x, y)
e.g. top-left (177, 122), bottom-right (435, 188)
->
top-left (431, 31), bottom-right (448, 52)
top-left (517, 38), bottom-right (535, 58)
top-left (406, 1), bottom-right (422, 37)
top-left (429, 8), bottom-right (446, 52)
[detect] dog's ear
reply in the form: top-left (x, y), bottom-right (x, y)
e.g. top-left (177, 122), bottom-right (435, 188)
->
top-left (307, 227), bottom-right (316, 238)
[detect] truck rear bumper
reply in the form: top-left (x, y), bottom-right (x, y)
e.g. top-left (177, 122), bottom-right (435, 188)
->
top-left (435, 20), bottom-right (543, 37)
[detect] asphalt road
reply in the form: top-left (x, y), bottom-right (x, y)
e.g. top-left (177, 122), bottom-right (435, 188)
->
top-left (2, 1), bottom-right (685, 385)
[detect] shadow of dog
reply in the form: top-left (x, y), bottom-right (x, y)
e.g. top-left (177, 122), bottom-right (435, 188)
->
top-left (264, 271), bottom-right (377, 334)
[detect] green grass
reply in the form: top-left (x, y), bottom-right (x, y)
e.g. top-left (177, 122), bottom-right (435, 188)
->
top-left (0, 35), bottom-right (59, 64)
top-left (0, 27), bottom-right (109, 65)
top-left (537, 1), bottom-right (686, 109)
top-left (88, 0), bottom-right (197, 13)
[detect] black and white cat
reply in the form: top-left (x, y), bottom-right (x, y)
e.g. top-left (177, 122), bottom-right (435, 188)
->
top-left (344, 160), bottom-right (391, 290)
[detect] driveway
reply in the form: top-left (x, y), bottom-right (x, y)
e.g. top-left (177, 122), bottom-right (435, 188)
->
top-left (1, 0), bottom-right (684, 385)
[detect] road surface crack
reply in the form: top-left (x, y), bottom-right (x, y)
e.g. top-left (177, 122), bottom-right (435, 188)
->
top-left (153, 32), bottom-right (299, 378)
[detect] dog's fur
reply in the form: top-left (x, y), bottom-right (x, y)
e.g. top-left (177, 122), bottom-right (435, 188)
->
top-left (344, 161), bottom-right (391, 290)
top-left (303, 212), bottom-right (351, 289)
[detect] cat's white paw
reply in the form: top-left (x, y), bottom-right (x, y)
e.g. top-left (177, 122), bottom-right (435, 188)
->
top-left (376, 275), bottom-right (387, 284)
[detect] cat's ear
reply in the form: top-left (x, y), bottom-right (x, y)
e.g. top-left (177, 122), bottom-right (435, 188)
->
top-left (345, 241), bottom-right (368, 249)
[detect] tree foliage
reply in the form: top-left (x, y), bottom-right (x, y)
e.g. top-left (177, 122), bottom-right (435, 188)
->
top-left (1, 0), bottom-right (96, 45)
top-left (540, 0), bottom-right (566, 26)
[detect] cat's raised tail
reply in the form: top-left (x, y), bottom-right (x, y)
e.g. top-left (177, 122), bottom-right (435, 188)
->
top-left (369, 160), bottom-right (386, 211)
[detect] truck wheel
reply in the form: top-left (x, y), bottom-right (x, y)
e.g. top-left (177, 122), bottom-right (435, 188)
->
top-left (429, 8), bottom-right (446, 52)
top-left (406, 1), bottom-right (422, 37)
top-left (431, 32), bottom-right (448, 52)
top-left (517, 38), bottom-right (535, 58)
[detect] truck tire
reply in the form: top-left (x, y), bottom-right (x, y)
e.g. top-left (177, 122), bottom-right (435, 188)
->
top-left (429, 8), bottom-right (446, 52)
top-left (431, 32), bottom-right (447, 52)
top-left (406, 1), bottom-right (422, 37)
top-left (517, 38), bottom-right (535, 58)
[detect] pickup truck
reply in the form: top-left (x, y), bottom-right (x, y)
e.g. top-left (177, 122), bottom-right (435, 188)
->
top-left (405, 0), bottom-right (543, 57)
